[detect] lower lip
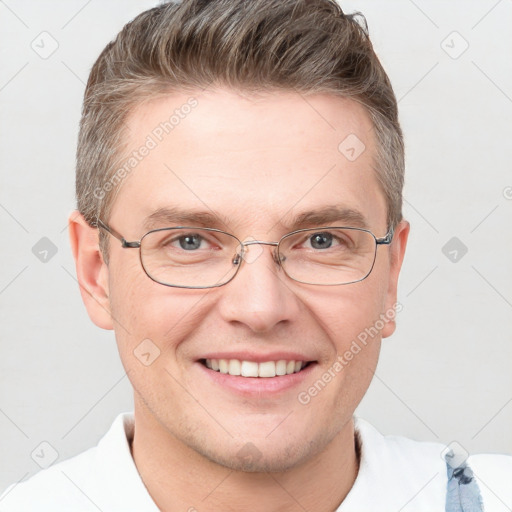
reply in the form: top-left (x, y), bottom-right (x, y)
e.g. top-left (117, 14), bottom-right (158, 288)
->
top-left (196, 361), bottom-right (317, 397)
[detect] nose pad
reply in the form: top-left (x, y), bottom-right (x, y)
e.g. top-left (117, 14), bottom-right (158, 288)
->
top-left (231, 245), bottom-right (284, 268)
top-left (273, 249), bottom-right (285, 266)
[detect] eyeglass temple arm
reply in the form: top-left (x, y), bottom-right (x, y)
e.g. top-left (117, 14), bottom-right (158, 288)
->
top-left (376, 228), bottom-right (394, 245)
top-left (97, 219), bottom-right (141, 249)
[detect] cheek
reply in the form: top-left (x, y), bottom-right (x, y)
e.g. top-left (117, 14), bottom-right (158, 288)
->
top-left (107, 266), bottom-right (214, 412)
top-left (326, 294), bottom-right (383, 380)
top-left (108, 257), bottom-right (150, 330)
top-left (306, 281), bottom-right (386, 388)
top-left (313, 278), bottom-right (388, 346)
top-left (107, 257), bottom-right (215, 368)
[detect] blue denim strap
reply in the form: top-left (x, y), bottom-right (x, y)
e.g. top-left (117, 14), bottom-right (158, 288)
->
top-left (445, 450), bottom-right (484, 512)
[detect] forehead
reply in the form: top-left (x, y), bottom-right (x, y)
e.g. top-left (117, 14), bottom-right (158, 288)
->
top-left (111, 88), bottom-right (387, 236)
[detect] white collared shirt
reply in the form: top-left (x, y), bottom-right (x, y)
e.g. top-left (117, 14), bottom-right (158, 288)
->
top-left (1, 412), bottom-right (510, 511)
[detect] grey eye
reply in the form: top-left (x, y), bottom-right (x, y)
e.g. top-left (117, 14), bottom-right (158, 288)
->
top-left (309, 232), bottom-right (333, 249)
top-left (178, 234), bottom-right (204, 250)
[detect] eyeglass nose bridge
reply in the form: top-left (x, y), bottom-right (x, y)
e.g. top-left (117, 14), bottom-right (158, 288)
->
top-left (232, 239), bottom-right (283, 266)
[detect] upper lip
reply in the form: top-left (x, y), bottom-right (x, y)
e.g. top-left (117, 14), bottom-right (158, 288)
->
top-left (198, 351), bottom-right (316, 363)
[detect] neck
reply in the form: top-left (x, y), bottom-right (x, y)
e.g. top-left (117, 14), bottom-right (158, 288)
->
top-left (130, 399), bottom-right (360, 512)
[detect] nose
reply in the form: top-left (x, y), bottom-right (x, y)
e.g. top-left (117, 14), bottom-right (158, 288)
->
top-left (217, 241), bottom-right (301, 334)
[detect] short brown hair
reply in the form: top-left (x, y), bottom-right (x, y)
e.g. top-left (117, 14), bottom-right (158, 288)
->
top-left (76, 0), bottom-right (404, 257)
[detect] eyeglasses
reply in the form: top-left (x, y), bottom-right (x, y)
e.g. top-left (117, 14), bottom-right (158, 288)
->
top-left (97, 219), bottom-right (393, 289)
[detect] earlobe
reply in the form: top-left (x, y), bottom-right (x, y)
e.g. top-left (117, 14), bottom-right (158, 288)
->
top-left (381, 219), bottom-right (410, 339)
top-left (68, 210), bottom-right (113, 330)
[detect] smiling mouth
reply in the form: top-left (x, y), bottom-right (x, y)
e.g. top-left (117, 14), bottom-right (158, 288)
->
top-left (200, 358), bottom-right (315, 377)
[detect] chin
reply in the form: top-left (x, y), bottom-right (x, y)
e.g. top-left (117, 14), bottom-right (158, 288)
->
top-left (206, 447), bottom-right (305, 473)
top-left (188, 430), bottom-right (330, 474)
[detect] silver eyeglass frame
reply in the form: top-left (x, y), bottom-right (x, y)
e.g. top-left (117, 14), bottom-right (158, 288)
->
top-left (97, 219), bottom-right (394, 289)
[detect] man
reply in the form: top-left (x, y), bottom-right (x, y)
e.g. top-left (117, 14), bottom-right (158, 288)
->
top-left (1, 0), bottom-right (510, 510)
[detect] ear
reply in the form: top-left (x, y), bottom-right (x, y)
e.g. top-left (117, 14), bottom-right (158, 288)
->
top-left (381, 219), bottom-right (410, 339)
top-left (68, 210), bottom-right (113, 330)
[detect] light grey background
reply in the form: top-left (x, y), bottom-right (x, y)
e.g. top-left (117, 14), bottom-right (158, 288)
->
top-left (1, 0), bottom-right (511, 494)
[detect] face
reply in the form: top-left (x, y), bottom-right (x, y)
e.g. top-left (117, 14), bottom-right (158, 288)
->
top-left (74, 88), bottom-right (409, 472)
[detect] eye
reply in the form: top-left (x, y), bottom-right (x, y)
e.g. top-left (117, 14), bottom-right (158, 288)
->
top-left (304, 231), bottom-right (349, 250)
top-left (176, 233), bottom-right (204, 250)
top-left (308, 232), bottom-right (334, 250)
top-left (162, 232), bottom-right (214, 251)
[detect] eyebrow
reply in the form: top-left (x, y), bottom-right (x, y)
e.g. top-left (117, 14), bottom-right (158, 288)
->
top-left (142, 208), bottom-right (231, 232)
top-left (142, 205), bottom-right (370, 233)
top-left (286, 205), bottom-right (370, 230)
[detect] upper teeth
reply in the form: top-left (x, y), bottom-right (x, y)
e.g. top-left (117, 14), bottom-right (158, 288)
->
top-left (204, 359), bottom-right (306, 377)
